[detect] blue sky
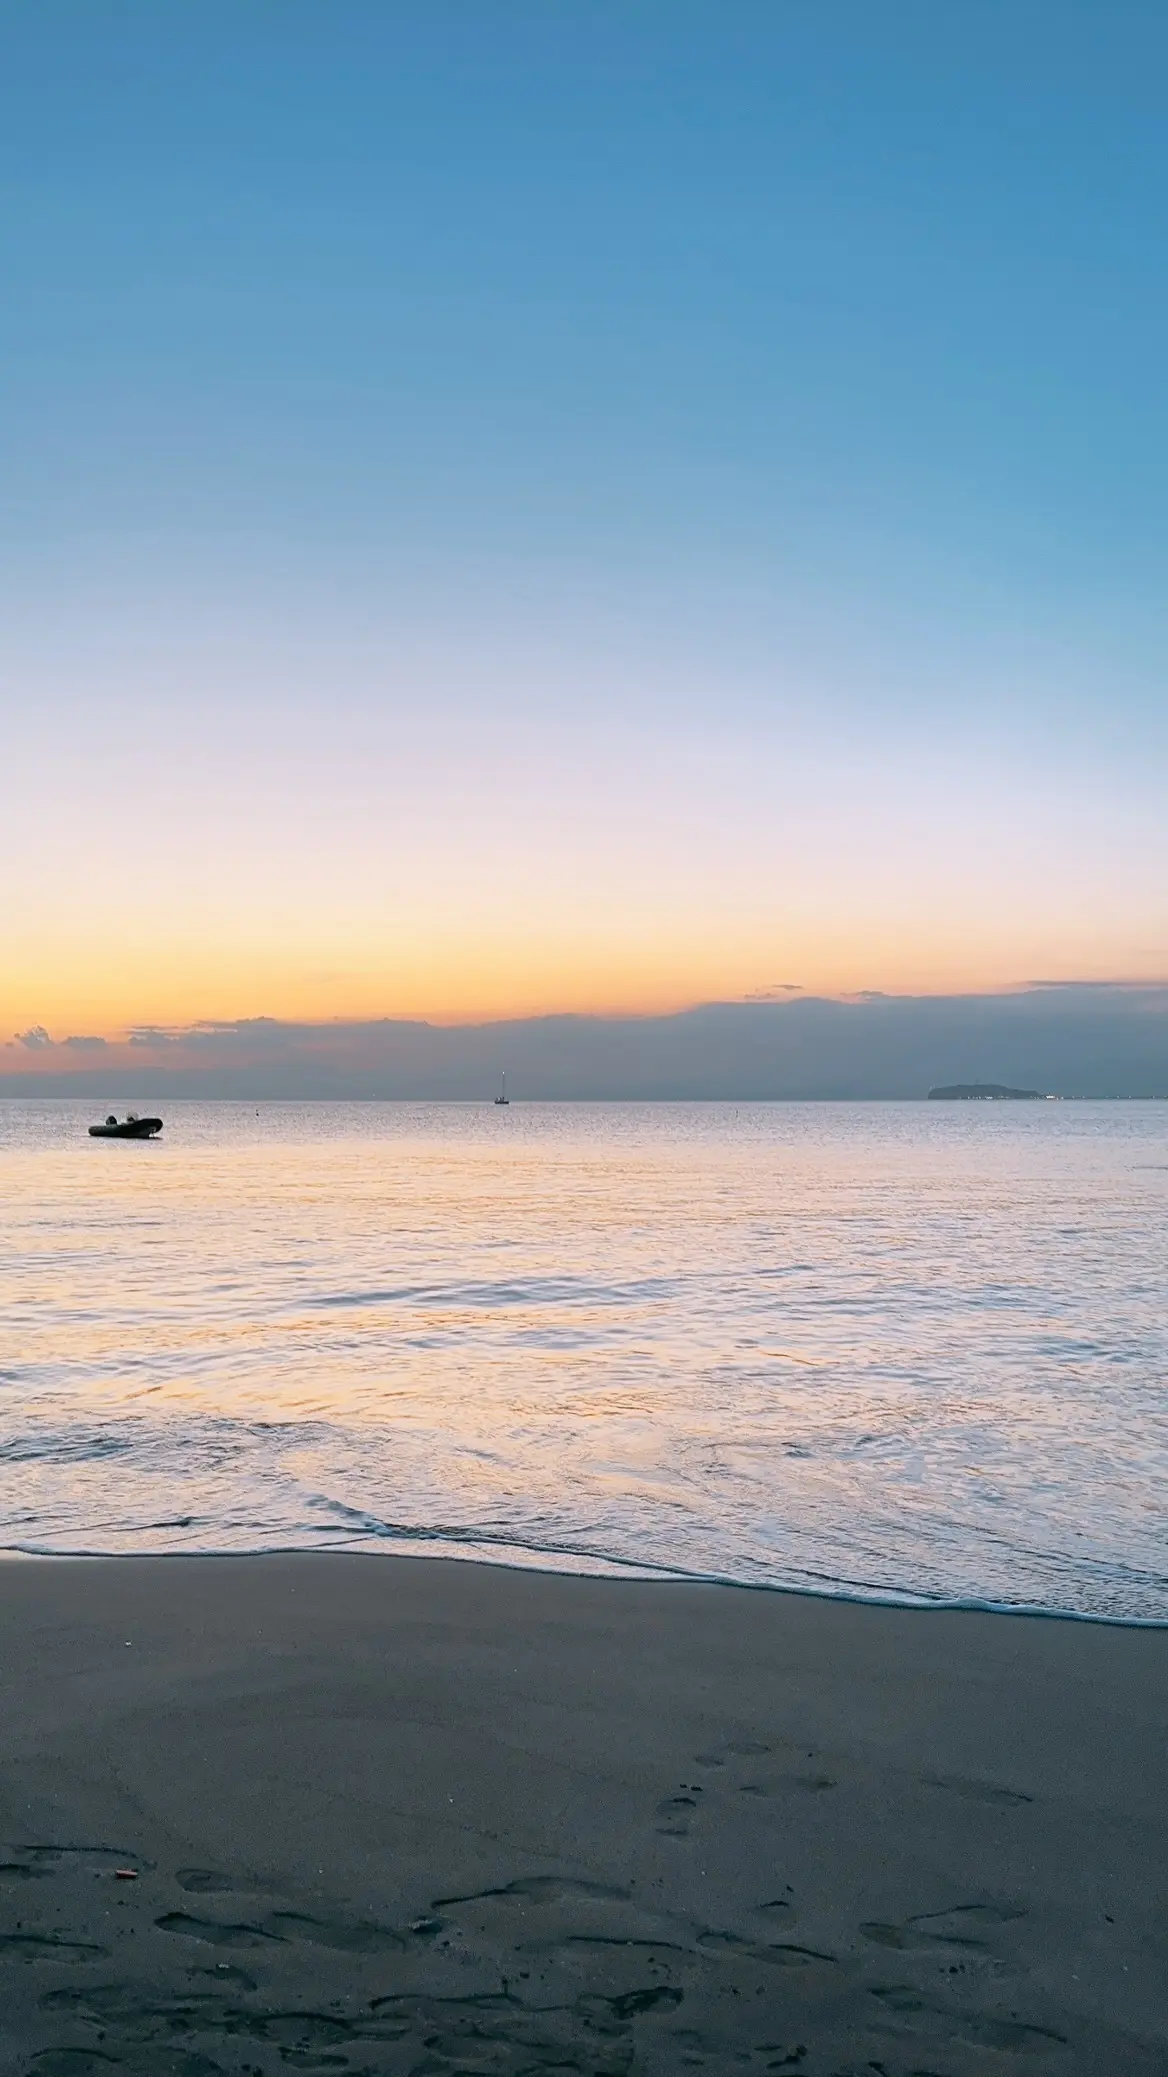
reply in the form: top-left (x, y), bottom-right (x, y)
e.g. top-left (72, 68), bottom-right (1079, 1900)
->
top-left (3, 2), bottom-right (1166, 1033)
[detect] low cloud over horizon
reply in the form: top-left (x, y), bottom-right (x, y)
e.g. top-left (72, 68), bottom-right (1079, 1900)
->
top-left (5, 985), bottom-right (1168, 1101)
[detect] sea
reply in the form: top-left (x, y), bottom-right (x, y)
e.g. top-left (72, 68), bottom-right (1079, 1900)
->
top-left (2, 1098), bottom-right (1166, 1621)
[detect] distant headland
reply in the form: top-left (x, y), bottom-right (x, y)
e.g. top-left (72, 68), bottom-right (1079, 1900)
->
top-left (928, 1082), bottom-right (1046, 1101)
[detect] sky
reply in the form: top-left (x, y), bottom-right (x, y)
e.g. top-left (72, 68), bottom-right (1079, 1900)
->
top-left (3, 1), bottom-right (1166, 1055)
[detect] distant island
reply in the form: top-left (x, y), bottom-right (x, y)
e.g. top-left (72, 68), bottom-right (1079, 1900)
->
top-left (928, 1082), bottom-right (1046, 1101)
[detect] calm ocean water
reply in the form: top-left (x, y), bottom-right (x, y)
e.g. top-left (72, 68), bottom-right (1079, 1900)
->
top-left (2, 1099), bottom-right (1166, 1619)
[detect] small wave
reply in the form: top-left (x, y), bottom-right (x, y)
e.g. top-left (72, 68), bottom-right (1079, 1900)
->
top-left (0, 1430), bottom-right (137, 1466)
top-left (1, 1532), bottom-right (1165, 1628)
top-left (314, 1275), bottom-right (677, 1311)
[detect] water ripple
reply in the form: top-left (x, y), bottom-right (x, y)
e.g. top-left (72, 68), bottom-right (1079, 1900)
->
top-left (2, 1098), bottom-right (1167, 1619)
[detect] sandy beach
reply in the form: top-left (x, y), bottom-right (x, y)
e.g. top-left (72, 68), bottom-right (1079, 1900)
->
top-left (2, 1554), bottom-right (1165, 2075)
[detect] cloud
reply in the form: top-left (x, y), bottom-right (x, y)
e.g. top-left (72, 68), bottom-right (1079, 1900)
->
top-left (2, 987), bottom-right (1167, 1098)
top-left (1028, 976), bottom-right (1168, 993)
top-left (126, 1019), bottom-right (286, 1049)
top-left (62, 1035), bottom-right (108, 1051)
top-left (13, 1025), bottom-right (53, 1049)
top-left (743, 983), bottom-right (803, 1000)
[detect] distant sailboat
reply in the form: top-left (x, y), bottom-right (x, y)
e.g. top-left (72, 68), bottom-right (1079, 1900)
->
top-left (494, 1072), bottom-right (509, 1106)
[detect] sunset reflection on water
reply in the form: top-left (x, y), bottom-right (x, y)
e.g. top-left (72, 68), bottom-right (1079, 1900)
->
top-left (3, 1099), bottom-right (1166, 1619)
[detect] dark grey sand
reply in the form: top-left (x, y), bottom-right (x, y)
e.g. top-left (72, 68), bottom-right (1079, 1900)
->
top-left (1, 1556), bottom-right (1165, 2076)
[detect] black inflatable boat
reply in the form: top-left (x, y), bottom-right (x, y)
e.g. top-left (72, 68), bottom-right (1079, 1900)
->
top-left (88, 1114), bottom-right (163, 1140)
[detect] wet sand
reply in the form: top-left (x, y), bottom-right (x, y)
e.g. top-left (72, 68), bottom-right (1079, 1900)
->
top-left (1, 1554), bottom-right (1165, 2076)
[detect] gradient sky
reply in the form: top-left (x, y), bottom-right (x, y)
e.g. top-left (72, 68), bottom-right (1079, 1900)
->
top-left (3, 2), bottom-right (1166, 1042)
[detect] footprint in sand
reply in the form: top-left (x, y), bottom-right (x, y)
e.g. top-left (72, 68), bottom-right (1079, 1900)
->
top-left (155, 1913), bottom-right (284, 1950)
top-left (867, 1984), bottom-right (1064, 2053)
top-left (693, 1745), bottom-right (836, 1796)
top-left (0, 1843), bottom-right (149, 1877)
top-left (693, 1741), bottom-right (772, 1767)
top-left (264, 1910), bottom-right (415, 1953)
top-left (175, 1869), bottom-right (242, 1895)
top-left (862, 1901), bottom-right (1025, 1952)
top-left (434, 1876), bottom-right (630, 1908)
top-left (860, 1900), bottom-right (1026, 1984)
top-left (923, 1774), bottom-right (1033, 1808)
top-left (28, 2055), bottom-right (125, 2077)
top-left (38, 2056), bottom-right (223, 2077)
top-left (190, 1962), bottom-right (258, 1990)
top-left (655, 1790), bottom-right (703, 1837)
top-left (696, 1928), bottom-right (836, 1969)
top-left (0, 1931), bottom-right (110, 1964)
top-left (156, 1906), bottom-right (426, 1954)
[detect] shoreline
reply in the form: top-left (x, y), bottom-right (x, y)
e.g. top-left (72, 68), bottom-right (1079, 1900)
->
top-left (3, 1550), bottom-right (1166, 2073)
top-left (3, 1539), bottom-right (1166, 1629)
